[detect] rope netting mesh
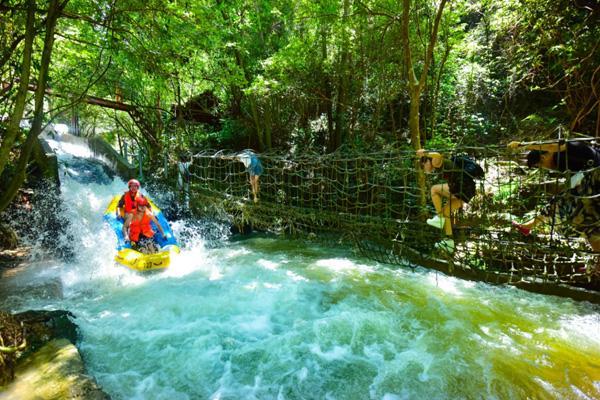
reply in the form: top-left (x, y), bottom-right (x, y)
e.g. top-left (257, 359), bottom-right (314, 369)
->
top-left (182, 144), bottom-right (600, 290)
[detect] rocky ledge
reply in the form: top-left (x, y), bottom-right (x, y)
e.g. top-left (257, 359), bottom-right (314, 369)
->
top-left (0, 310), bottom-right (110, 399)
top-left (0, 247), bottom-right (29, 272)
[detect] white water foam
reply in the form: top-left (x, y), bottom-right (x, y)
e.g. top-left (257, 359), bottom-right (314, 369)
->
top-left (2, 136), bottom-right (600, 399)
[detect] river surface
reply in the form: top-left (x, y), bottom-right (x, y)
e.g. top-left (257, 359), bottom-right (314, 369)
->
top-left (2, 136), bottom-right (600, 399)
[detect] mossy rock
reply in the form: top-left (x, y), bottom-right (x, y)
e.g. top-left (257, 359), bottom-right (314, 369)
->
top-left (0, 310), bottom-right (78, 388)
top-left (0, 224), bottom-right (18, 251)
top-left (0, 311), bottom-right (25, 386)
top-left (0, 338), bottom-right (109, 399)
top-left (15, 310), bottom-right (78, 351)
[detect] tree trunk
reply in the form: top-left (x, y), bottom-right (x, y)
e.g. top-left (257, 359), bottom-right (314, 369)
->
top-left (409, 85), bottom-right (427, 208)
top-left (173, 74), bottom-right (183, 150)
top-left (155, 93), bottom-right (163, 141)
top-left (332, 0), bottom-right (351, 151)
top-left (117, 128), bottom-right (123, 156)
top-left (0, 0), bottom-right (65, 213)
top-left (402, 0), bottom-right (419, 149)
top-left (390, 103), bottom-right (397, 141)
top-left (408, 86), bottom-right (421, 148)
top-left (127, 109), bottom-right (161, 158)
top-left (596, 103), bottom-right (600, 139)
top-left (402, 0), bottom-right (447, 149)
top-left (319, 24), bottom-right (335, 152)
top-left (325, 77), bottom-right (334, 151)
top-left (402, 0), bottom-right (448, 209)
top-left (430, 40), bottom-right (451, 138)
top-left (0, 35), bottom-right (25, 72)
top-left (0, 0), bottom-right (35, 178)
top-left (249, 95), bottom-right (265, 151)
top-left (264, 100), bottom-right (272, 150)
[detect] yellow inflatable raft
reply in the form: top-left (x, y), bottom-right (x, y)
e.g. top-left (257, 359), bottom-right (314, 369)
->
top-left (104, 195), bottom-right (180, 271)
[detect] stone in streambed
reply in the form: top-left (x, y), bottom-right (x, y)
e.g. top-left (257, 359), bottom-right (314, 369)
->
top-left (0, 338), bottom-right (109, 399)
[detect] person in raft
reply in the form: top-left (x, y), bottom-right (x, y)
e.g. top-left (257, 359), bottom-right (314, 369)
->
top-left (123, 197), bottom-right (166, 253)
top-left (236, 150), bottom-right (263, 203)
top-left (508, 140), bottom-right (600, 253)
top-left (417, 149), bottom-right (480, 253)
top-left (117, 179), bottom-right (149, 223)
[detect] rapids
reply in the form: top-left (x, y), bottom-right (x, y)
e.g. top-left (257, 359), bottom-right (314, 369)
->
top-left (1, 135), bottom-right (599, 399)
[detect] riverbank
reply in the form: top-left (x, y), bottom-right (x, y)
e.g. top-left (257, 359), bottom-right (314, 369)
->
top-left (0, 252), bottom-right (110, 399)
top-left (0, 135), bottom-right (112, 398)
top-left (1, 338), bottom-right (109, 400)
top-left (0, 308), bottom-right (110, 399)
top-left (0, 247), bottom-right (29, 277)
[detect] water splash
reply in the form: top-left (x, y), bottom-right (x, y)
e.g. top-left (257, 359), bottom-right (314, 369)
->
top-left (2, 136), bottom-right (599, 399)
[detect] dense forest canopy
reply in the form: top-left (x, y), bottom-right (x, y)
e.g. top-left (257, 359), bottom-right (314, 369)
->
top-left (0, 0), bottom-right (598, 210)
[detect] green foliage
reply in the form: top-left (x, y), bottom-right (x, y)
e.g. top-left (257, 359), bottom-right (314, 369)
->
top-left (193, 119), bottom-right (249, 149)
top-left (2, 0), bottom-right (596, 162)
top-left (214, 119), bottom-right (248, 148)
top-left (425, 135), bottom-right (454, 152)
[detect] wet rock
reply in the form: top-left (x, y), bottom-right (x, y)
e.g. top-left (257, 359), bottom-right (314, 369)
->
top-left (0, 225), bottom-right (18, 251)
top-left (0, 310), bottom-right (110, 398)
top-left (14, 310), bottom-right (78, 350)
top-left (230, 222), bottom-right (253, 236)
top-left (0, 338), bottom-right (110, 399)
top-left (34, 137), bottom-right (60, 186)
top-left (0, 311), bottom-right (25, 386)
top-left (20, 279), bottom-right (64, 301)
top-left (0, 279), bottom-right (64, 306)
top-left (0, 247), bottom-right (28, 269)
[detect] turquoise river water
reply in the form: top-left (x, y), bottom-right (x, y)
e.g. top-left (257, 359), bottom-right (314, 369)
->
top-left (1, 136), bottom-right (599, 399)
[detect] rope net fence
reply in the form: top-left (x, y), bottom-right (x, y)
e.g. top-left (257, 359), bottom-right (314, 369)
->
top-left (180, 143), bottom-right (600, 293)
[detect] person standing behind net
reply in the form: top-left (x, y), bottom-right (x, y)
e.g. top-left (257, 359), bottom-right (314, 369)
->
top-left (235, 150), bottom-right (263, 203)
top-left (508, 140), bottom-right (600, 253)
top-left (177, 152), bottom-right (193, 212)
top-left (416, 149), bottom-right (482, 253)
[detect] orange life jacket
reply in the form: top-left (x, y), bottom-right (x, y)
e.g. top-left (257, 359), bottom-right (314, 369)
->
top-left (129, 210), bottom-right (154, 242)
top-left (119, 191), bottom-right (144, 218)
